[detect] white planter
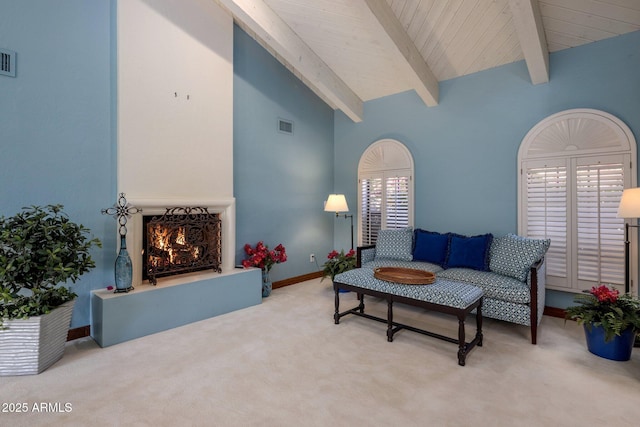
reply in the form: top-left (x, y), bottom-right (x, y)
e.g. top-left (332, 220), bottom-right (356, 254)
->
top-left (0, 300), bottom-right (75, 376)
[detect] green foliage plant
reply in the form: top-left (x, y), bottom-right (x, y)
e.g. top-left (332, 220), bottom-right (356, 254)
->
top-left (0, 205), bottom-right (101, 326)
top-left (565, 284), bottom-right (640, 342)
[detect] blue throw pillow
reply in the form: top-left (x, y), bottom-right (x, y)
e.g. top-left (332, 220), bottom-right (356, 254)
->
top-left (444, 233), bottom-right (493, 271)
top-left (375, 227), bottom-right (414, 261)
top-left (413, 229), bottom-right (449, 266)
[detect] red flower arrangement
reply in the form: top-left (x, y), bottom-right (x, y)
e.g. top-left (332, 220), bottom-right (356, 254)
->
top-left (321, 249), bottom-right (356, 282)
top-left (241, 241), bottom-right (287, 272)
top-left (591, 285), bottom-right (619, 304)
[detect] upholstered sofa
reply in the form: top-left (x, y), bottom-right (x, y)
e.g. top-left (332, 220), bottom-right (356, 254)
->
top-left (355, 228), bottom-right (550, 344)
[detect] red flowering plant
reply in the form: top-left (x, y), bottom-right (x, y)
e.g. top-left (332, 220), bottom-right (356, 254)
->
top-left (241, 241), bottom-right (287, 273)
top-left (321, 249), bottom-right (356, 282)
top-left (565, 285), bottom-right (640, 342)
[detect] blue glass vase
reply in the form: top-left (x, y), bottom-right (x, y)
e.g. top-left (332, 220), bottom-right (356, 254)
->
top-left (114, 235), bottom-right (134, 293)
top-left (584, 324), bottom-right (635, 361)
top-left (262, 270), bottom-right (272, 297)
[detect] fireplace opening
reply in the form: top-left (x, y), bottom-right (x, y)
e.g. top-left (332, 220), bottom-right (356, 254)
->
top-left (142, 207), bottom-right (222, 285)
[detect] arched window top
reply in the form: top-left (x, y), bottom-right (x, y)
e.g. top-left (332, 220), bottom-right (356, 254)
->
top-left (518, 108), bottom-right (636, 160)
top-left (359, 138), bottom-right (414, 173)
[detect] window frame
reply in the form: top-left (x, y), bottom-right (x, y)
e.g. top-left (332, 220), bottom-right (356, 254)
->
top-left (517, 109), bottom-right (637, 295)
top-left (358, 139), bottom-right (414, 246)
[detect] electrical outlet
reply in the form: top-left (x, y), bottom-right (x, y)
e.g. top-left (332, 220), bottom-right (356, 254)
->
top-left (310, 253), bottom-right (315, 263)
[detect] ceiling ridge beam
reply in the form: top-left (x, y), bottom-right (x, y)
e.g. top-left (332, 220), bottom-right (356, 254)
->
top-left (215, 0), bottom-right (364, 122)
top-left (509, 0), bottom-right (550, 84)
top-left (363, 0), bottom-right (439, 107)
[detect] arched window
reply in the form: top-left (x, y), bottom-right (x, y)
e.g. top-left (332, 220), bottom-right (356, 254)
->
top-left (518, 109), bottom-right (637, 294)
top-left (358, 139), bottom-right (414, 245)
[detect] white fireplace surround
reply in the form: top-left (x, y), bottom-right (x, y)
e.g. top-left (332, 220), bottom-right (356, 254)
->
top-left (123, 198), bottom-right (236, 287)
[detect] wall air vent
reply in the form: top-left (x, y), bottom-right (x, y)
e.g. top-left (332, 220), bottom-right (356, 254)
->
top-left (278, 118), bottom-right (293, 135)
top-left (0, 49), bottom-right (16, 77)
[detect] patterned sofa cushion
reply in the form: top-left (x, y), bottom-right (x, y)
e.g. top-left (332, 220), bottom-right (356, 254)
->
top-left (437, 268), bottom-right (531, 304)
top-left (374, 227), bottom-right (413, 261)
top-left (489, 234), bottom-right (550, 282)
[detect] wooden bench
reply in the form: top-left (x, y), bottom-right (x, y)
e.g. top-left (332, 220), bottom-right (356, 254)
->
top-left (333, 268), bottom-right (484, 366)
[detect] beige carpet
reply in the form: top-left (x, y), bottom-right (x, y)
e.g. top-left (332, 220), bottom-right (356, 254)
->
top-left (2, 277), bottom-right (639, 427)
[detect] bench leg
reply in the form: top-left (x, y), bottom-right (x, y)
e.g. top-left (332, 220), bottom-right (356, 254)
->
top-left (457, 317), bottom-right (467, 366)
top-left (387, 300), bottom-right (394, 342)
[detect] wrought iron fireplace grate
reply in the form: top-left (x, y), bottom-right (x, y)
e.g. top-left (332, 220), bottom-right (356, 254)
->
top-left (143, 207), bottom-right (222, 285)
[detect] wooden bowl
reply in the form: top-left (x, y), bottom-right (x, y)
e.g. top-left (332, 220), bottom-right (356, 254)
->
top-left (373, 267), bottom-right (435, 285)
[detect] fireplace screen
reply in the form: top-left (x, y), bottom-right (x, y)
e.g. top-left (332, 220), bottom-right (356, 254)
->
top-left (143, 207), bottom-right (222, 285)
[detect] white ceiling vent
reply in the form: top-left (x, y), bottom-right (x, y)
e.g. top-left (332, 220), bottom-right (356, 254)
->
top-left (0, 48), bottom-right (16, 77)
top-left (278, 118), bottom-right (293, 135)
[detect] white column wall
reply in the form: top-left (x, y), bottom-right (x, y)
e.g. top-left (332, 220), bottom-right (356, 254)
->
top-left (117, 0), bottom-right (233, 200)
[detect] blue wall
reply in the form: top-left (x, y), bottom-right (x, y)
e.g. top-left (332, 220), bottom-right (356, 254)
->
top-left (334, 31), bottom-right (640, 308)
top-left (2, 1), bottom-right (638, 328)
top-left (0, 1), bottom-right (116, 327)
top-left (233, 26), bottom-right (336, 282)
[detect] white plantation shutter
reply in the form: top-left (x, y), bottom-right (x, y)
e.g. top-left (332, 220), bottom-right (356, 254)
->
top-left (523, 156), bottom-right (628, 291)
top-left (576, 159), bottom-right (625, 287)
top-left (360, 176), bottom-right (382, 245)
top-left (359, 173), bottom-right (411, 245)
top-left (522, 155), bottom-right (632, 293)
top-left (525, 162), bottom-right (568, 282)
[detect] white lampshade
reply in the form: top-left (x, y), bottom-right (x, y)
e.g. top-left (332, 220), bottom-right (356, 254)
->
top-left (617, 188), bottom-right (640, 218)
top-left (324, 194), bottom-right (349, 213)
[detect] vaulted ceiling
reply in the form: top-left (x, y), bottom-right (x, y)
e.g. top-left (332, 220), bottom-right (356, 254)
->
top-left (214, 0), bottom-right (640, 122)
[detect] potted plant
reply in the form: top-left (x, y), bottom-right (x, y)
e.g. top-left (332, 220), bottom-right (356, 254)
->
top-left (0, 205), bottom-right (101, 375)
top-left (241, 241), bottom-right (287, 297)
top-left (565, 285), bottom-right (640, 361)
top-left (321, 249), bottom-right (357, 282)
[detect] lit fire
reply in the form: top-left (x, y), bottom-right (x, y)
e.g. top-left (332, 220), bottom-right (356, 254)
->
top-left (148, 225), bottom-right (201, 268)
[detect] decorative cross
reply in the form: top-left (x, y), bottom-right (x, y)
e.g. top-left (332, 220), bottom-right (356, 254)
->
top-left (101, 193), bottom-right (142, 236)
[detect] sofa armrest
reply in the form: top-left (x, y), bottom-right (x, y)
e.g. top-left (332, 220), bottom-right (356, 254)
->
top-left (356, 245), bottom-right (376, 268)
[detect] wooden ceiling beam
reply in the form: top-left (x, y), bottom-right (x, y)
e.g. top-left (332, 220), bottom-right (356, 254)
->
top-left (363, 0), bottom-right (439, 106)
top-left (215, 0), bottom-right (364, 122)
top-left (509, 0), bottom-right (550, 84)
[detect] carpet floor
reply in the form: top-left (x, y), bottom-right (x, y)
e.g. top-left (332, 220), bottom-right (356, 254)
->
top-left (1, 277), bottom-right (639, 426)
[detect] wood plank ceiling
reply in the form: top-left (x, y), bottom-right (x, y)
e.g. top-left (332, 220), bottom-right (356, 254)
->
top-left (215, 0), bottom-right (640, 122)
